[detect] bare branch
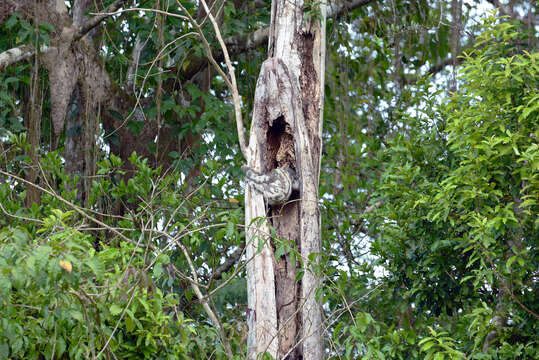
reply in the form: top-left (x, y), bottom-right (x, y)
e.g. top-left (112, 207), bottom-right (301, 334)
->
top-left (426, 55), bottom-right (465, 76)
top-left (0, 169), bottom-right (145, 250)
top-left (90, 6), bottom-right (188, 22)
top-left (172, 235), bottom-right (234, 358)
top-left (199, 0), bottom-right (248, 160)
top-left (175, 0), bottom-right (248, 159)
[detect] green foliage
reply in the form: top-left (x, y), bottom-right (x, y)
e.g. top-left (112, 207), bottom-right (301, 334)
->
top-left (330, 311), bottom-right (419, 359)
top-left (1, 0), bottom-right (537, 358)
top-left (0, 218), bottom-right (193, 359)
top-left (4, 13), bottom-right (54, 47)
top-left (359, 16), bottom-right (538, 360)
top-left (418, 327), bottom-right (466, 360)
top-left (303, 0), bottom-right (323, 22)
top-left (0, 139), bottom-right (246, 359)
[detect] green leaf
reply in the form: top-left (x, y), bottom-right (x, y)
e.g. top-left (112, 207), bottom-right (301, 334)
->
top-left (434, 353), bottom-right (444, 360)
top-left (226, 221), bottom-right (234, 238)
top-left (275, 245), bottom-right (285, 259)
top-left (35, 245), bottom-right (52, 266)
top-left (5, 14), bottom-right (19, 30)
top-left (153, 262), bottom-right (163, 278)
top-left (506, 255), bottom-right (518, 271)
top-left (126, 316), bottom-right (135, 332)
top-left (0, 277), bottom-right (11, 297)
top-left (38, 23), bottom-right (56, 33)
top-left (110, 304), bottom-right (123, 316)
top-left (85, 257), bottom-right (104, 279)
top-left (0, 342), bottom-right (9, 359)
top-left (70, 310), bottom-right (84, 323)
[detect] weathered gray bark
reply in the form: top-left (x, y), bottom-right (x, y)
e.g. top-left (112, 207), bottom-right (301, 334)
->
top-left (245, 1), bottom-right (326, 359)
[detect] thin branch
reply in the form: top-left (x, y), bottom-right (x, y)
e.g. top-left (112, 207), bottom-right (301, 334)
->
top-left (406, 52), bottom-right (468, 85)
top-left (89, 6), bottom-right (188, 23)
top-left (199, 0), bottom-right (247, 159)
top-left (174, 237), bottom-right (234, 358)
top-left (0, 202), bottom-right (44, 224)
top-left (478, 242), bottom-right (539, 320)
top-left (0, 169), bottom-right (148, 250)
top-left (174, 0), bottom-right (248, 160)
top-left (94, 278), bottom-right (138, 359)
top-left (426, 55), bottom-right (465, 76)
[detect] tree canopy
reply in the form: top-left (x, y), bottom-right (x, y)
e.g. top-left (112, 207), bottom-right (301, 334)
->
top-left (0, 0), bottom-right (537, 359)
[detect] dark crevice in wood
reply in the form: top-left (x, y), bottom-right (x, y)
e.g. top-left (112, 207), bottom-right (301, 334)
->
top-left (266, 115), bottom-right (286, 170)
top-left (273, 201), bottom-right (301, 359)
top-left (265, 107), bottom-right (301, 359)
top-left (298, 32), bottom-right (321, 182)
top-left (266, 115), bottom-right (297, 169)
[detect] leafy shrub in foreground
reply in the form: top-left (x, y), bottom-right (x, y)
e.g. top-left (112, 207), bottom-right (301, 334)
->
top-left (0, 211), bottom-right (195, 360)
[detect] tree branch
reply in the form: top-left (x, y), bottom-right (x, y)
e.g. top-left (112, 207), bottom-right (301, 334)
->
top-left (486, 0), bottom-right (526, 23)
top-left (174, 0), bottom-right (378, 81)
top-left (426, 55), bottom-right (465, 76)
top-left (74, 0), bottom-right (128, 41)
top-left (209, 244), bottom-right (245, 282)
top-left (327, 0), bottom-right (378, 18)
top-left (0, 44), bottom-right (55, 71)
top-left (199, 0), bottom-right (248, 159)
top-left (173, 236), bottom-right (234, 358)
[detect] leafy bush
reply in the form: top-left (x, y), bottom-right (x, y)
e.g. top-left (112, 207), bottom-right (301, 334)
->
top-left (0, 211), bottom-right (194, 359)
top-left (335, 15), bottom-right (538, 360)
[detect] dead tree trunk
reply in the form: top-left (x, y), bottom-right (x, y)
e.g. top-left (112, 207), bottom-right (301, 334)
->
top-left (245, 1), bottom-right (326, 359)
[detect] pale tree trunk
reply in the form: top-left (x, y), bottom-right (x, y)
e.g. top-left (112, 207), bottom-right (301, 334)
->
top-left (245, 0), bottom-right (326, 359)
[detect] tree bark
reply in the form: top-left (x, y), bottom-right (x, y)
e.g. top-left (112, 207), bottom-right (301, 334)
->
top-left (245, 1), bottom-right (326, 359)
top-left (23, 56), bottom-right (42, 207)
